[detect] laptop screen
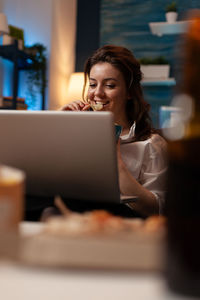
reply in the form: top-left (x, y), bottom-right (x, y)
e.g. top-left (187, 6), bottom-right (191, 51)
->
top-left (0, 110), bottom-right (122, 203)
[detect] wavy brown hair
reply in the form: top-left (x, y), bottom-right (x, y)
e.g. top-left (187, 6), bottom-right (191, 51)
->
top-left (83, 45), bottom-right (156, 141)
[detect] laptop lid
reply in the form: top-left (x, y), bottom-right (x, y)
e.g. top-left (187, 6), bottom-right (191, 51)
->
top-left (0, 110), bottom-right (124, 203)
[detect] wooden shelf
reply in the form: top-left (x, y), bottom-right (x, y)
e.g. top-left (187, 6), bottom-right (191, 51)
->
top-left (0, 41), bottom-right (34, 109)
top-left (0, 40), bottom-right (45, 109)
top-left (0, 44), bottom-right (33, 70)
top-left (149, 20), bottom-right (191, 36)
top-left (141, 78), bottom-right (176, 86)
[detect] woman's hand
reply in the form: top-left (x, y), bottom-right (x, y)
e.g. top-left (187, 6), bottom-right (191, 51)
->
top-left (59, 100), bottom-right (91, 111)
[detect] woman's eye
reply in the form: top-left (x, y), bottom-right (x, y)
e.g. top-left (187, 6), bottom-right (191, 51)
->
top-left (89, 83), bottom-right (96, 88)
top-left (106, 84), bottom-right (115, 89)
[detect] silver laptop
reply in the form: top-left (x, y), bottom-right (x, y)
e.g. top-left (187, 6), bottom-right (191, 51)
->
top-left (0, 110), bottom-right (137, 204)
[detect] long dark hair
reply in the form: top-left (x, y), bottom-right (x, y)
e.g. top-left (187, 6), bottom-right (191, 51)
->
top-left (83, 45), bottom-right (155, 141)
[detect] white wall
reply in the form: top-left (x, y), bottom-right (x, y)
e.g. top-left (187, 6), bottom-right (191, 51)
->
top-left (2, 0), bottom-right (53, 46)
top-left (0, 0), bottom-right (77, 109)
top-left (48, 0), bottom-right (77, 110)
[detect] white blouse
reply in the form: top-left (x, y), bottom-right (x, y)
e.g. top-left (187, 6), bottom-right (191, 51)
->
top-left (119, 123), bottom-right (167, 214)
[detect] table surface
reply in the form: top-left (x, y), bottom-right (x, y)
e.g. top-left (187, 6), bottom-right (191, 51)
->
top-left (0, 222), bottom-right (196, 300)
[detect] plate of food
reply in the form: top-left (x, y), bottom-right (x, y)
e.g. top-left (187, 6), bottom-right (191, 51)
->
top-left (19, 197), bottom-right (166, 271)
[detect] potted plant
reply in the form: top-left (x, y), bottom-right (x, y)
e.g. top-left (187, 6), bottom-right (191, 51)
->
top-left (3, 25), bottom-right (24, 50)
top-left (139, 56), bottom-right (170, 79)
top-left (165, 1), bottom-right (178, 23)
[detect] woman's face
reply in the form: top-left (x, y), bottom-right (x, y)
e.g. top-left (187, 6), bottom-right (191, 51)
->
top-left (87, 62), bottom-right (130, 124)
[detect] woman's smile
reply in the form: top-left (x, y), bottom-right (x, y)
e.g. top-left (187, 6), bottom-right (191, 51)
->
top-left (90, 99), bottom-right (110, 110)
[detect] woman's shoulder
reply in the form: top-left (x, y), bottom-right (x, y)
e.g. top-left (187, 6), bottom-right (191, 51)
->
top-left (150, 132), bottom-right (167, 144)
top-left (145, 133), bottom-right (168, 156)
top-left (128, 133), bottom-right (167, 158)
top-left (136, 132), bottom-right (167, 146)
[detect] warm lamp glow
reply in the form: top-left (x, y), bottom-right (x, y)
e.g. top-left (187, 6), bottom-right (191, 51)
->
top-left (0, 13), bottom-right (9, 36)
top-left (67, 72), bottom-right (86, 102)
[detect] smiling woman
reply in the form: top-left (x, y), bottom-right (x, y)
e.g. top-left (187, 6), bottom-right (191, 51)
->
top-left (60, 45), bottom-right (167, 218)
top-left (86, 61), bottom-right (129, 128)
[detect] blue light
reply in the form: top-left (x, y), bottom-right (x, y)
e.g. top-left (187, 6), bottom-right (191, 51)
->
top-left (26, 58), bottom-right (33, 64)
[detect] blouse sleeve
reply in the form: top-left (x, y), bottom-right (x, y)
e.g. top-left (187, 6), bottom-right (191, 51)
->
top-left (139, 134), bottom-right (168, 214)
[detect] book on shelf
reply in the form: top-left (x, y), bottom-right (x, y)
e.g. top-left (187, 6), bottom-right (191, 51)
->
top-left (0, 96), bottom-right (27, 110)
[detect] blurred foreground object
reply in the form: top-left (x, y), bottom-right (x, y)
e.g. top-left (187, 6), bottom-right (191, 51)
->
top-left (165, 9), bottom-right (200, 297)
top-left (0, 165), bottom-right (25, 260)
top-left (20, 209), bottom-right (166, 271)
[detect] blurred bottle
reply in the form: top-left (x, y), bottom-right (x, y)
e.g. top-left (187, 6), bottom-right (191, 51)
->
top-left (165, 10), bottom-right (200, 297)
top-left (0, 165), bottom-right (25, 260)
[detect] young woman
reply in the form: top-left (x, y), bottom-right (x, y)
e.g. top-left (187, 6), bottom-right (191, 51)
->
top-left (61, 45), bottom-right (167, 217)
